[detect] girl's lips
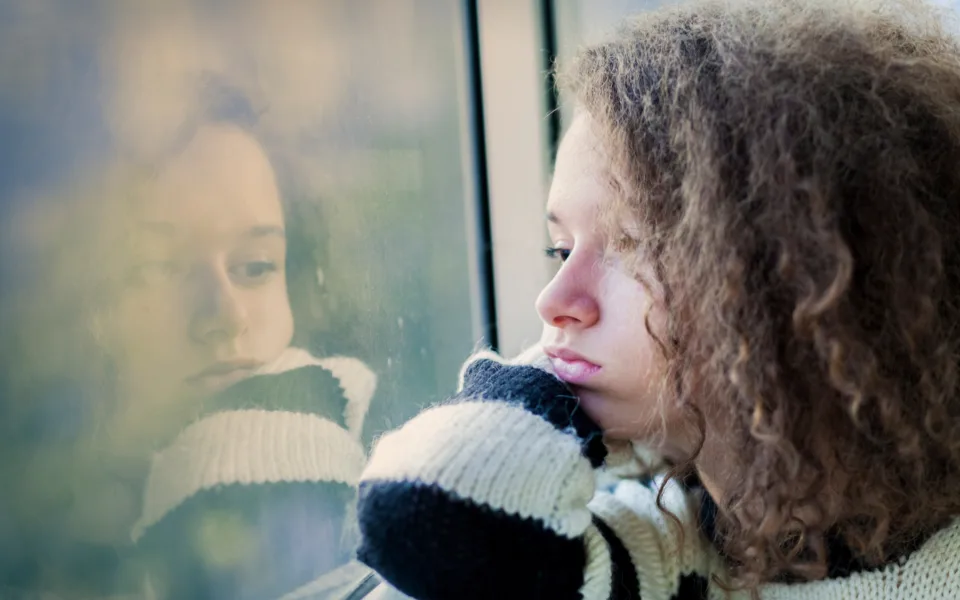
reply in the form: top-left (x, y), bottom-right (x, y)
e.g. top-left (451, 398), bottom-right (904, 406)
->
top-left (550, 357), bottom-right (601, 384)
top-left (544, 348), bottom-right (601, 384)
top-left (185, 360), bottom-right (262, 394)
top-left (186, 368), bottom-right (254, 394)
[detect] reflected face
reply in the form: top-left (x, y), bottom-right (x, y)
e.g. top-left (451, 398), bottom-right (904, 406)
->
top-left (537, 115), bottom-right (685, 452)
top-left (103, 124), bottom-right (294, 416)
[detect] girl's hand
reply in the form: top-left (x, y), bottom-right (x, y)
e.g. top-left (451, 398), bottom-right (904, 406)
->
top-left (356, 348), bottom-right (609, 600)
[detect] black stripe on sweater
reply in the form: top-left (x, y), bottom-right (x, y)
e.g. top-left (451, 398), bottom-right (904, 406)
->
top-left (671, 573), bottom-right (709, 600)
top-left (205, 366), bottom-right (349, 429)
top-left (593, 516), bottom-right (640, 600)
top-left (455, 359), bottom-right (607, 467)
top-left (357, 480), bottom-right (586, 600)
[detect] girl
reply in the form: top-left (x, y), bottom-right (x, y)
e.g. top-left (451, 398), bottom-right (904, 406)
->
top-left (355, 0), bottom-right (960, 598)
top-left (0, 84), bottom-right (377, 599)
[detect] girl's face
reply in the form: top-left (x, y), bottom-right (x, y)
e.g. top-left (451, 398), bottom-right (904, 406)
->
top-left (102, 124), bottom-right (294, 424)
top-left (537, 115), bottom-right (687, 454)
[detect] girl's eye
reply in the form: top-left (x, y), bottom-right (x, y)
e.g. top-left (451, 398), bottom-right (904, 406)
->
top-left (544, 246), bottom-right (571, 263)
top-left (230, 260), bottom-right (279, 285)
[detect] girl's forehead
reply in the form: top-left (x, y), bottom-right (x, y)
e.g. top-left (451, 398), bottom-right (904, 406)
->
top-left (547, 116), bottom-right (615, 225)
top-left (133, 125), bottom-right (284, 232)
top-left (554, 115), bottom-right (609, 173)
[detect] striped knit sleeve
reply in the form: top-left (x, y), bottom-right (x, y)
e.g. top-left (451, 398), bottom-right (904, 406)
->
top-left (132, 362), bottom-right (372, 600)
top-left (356, 350), bottom-right (716, 600)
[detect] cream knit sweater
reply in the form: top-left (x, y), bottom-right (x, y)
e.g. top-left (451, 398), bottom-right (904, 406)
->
top-left (355, 350), bottom-right (960, 600)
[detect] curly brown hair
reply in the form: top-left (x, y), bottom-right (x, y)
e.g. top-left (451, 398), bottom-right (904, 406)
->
top-left (559, 0), bottom-right (960, 589)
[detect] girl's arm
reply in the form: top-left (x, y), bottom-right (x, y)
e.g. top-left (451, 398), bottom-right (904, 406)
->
top-left (356, 350), bottom-right (714, 600)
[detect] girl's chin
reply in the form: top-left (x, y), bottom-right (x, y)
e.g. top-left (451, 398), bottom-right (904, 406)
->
top-left (573, 389), bottom-right (616, 430)
top-left (574, 390), bottom-right (663, 445)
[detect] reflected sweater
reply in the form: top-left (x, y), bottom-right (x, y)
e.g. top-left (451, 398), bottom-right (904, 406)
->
top-left (356, 350), bottom-right (960, 600)
top-left (134, 348), bottom-right (377, 600)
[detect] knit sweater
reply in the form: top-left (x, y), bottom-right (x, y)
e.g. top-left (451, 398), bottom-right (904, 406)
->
top-left (355, 349), bottom-right (960, 600)
top-left (133, 347), bottom-right (377, 600)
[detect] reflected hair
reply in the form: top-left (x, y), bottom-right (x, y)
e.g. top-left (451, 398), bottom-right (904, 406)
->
top-left (559, 0), bottom-right (960, 590)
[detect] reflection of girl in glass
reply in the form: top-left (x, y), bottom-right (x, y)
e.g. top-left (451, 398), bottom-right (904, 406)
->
top-left (1, 84), bottom-right (376, 599)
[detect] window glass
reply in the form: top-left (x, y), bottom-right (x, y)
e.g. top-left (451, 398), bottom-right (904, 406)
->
top-left (0, 1), bottom-right (482, 597)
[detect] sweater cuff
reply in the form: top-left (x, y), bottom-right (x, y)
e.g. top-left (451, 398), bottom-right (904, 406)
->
top-left (456, 357), bottom-right (607, 468)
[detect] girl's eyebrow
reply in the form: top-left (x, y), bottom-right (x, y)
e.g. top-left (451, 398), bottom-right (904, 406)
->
top-left (546, 211), bottom-right (561, 225)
